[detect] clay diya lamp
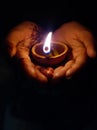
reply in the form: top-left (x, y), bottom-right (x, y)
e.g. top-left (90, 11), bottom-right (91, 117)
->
top-left (31, 32), bottom-right (68, 66)
top-left (31, 41), bottom-right (68, 66)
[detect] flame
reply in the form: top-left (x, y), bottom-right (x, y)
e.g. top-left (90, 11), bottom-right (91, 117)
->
top-left (43, 32), bottom-right (52, 54)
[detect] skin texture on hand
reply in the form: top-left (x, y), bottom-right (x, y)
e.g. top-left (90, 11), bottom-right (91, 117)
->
top-left (5, 21), bottom-right (97, 84)
top-left (52, 21), bottom-right (97, 79)
top-left (5, 21), bottom-right (50, 83)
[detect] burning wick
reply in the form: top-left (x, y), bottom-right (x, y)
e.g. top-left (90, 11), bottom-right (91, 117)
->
top-left (43, 31), bottom-right (52, 54)
top-left (31, 31), bottom-right (69, 66)
top-left (44, 46), bottom-right (49, 51)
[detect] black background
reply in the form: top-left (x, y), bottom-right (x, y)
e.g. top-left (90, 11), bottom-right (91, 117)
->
top-left (0, 0), bottom-right (97, 130)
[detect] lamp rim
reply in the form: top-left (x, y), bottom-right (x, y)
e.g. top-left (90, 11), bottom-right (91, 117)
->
top-left (31, 41), bottom-right (68, 59)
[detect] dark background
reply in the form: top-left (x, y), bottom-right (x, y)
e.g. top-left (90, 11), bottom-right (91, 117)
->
top-left (1, 1), bottom-right (97, 36)
top-left (0, 0), bottom-right (97, 130)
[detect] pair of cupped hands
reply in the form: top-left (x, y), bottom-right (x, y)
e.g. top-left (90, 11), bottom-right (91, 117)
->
top-left (6, 21), bottom-right (97, 83)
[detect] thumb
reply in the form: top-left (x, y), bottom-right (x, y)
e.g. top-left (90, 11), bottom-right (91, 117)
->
top-left (81, 31), bottom-right (97, 58)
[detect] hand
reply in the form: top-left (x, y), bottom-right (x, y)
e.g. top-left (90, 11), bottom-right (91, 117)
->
top-left (5, 21), bottom-right (97, 84)
top-left (5, 21), bottom-right (52, 83)
top-left (52, 21), bottom-right (97, 79)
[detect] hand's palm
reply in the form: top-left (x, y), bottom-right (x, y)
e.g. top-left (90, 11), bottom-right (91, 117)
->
top-left (52, 21), bottom-right (96, 79)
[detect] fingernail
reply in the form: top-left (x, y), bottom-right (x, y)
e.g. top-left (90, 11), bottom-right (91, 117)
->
top-left (66, 70), bottom-right (71, 77)
top-left (66, 70), bottom-right (72, 79)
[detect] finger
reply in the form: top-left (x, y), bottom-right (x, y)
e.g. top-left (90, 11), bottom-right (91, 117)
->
top-left (19, 58), bottom-right (48, 83)
top-left (80, 31), bottom-right (97, 58)
top-left (6, 32), bottom-right (19, 57)
top-left (64, 42), bottom-right (87, 78)
top-left (53, 66), bottom-right (64, 79)
top-left (65, 54), bottom-right (87, 77)
top-left (35, 68), bottom-right (48, 83)
top-left (16, 47), bottom-right (48, 83)
top-left (53, 40), bottom-right (86, 79)
top-left (54, 52), bottom-right (87, 79)
top-left (37, 66), bottom-right (54, 79)
top-left (53, 61), bottom-right (74, 80)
